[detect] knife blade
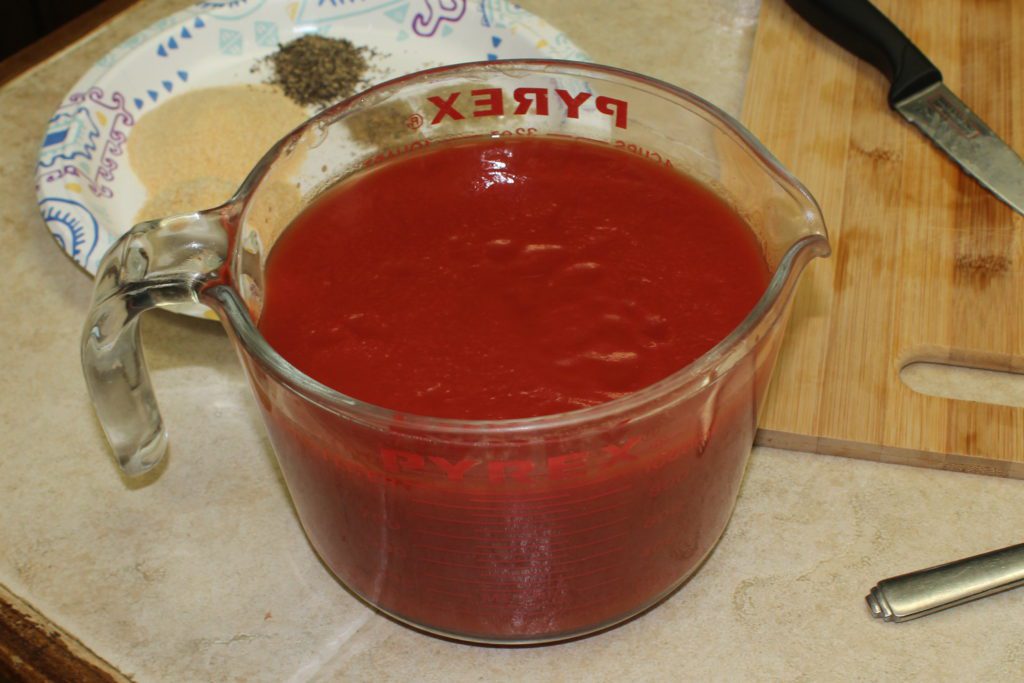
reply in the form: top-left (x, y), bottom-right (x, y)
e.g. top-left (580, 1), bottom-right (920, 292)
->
top-left (785, 0), bottom-right (1024, 216)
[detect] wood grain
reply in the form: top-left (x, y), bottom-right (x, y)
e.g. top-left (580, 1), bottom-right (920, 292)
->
top-left (0, 585), bottom-right (125, 683)
top-left (745, 0), bottom-right (1024, 476)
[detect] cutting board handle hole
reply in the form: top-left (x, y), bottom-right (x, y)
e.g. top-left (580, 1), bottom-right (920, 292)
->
top-left (900, 359), bottom-right (1024, 408)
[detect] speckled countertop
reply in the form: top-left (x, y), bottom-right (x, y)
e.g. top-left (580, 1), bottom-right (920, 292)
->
top-left (2, 1), bottom-right (1024, 680)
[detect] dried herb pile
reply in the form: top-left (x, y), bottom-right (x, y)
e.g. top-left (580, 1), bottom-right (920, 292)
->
top-left (264, 35), bottom-right (372, 108)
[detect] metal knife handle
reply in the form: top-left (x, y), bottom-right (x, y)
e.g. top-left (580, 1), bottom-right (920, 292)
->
top-left (785, 0), bottom-right (942, 107)
top-left (867, 543), bottom-right (1024, 622)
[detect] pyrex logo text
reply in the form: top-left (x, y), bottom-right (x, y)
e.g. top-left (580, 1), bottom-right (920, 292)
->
top-left (380, 437), bottom-right (641, 482)
top-left (426, 87), bottom-right (629, 130)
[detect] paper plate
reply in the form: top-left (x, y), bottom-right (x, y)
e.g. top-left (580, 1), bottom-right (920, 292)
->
top-left (35, 0), bottom-right (587, 283)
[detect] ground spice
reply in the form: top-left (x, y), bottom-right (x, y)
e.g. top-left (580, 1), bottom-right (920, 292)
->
top-left (264, 35), bottom-right (371, 108)
top-left (128, 84), bottom-right (306, 223)
top-left (135, 176), bottom-right (237, 223)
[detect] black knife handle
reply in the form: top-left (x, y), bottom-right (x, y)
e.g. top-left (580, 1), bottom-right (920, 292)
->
top-left (785, 0), bottom-right (942, 107)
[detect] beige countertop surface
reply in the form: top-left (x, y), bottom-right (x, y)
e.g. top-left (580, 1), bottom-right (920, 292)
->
top-left (2, 0), bottom-right (1024, 680)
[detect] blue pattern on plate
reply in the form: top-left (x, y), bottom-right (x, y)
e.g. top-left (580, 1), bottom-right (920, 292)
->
top-left (38, 109), bottom-right (99, 169)
top-left (40, 197), bottom-right (101, 267)
top-left (385, 4), bottom-right (410, 22)
top-left (219, 28), bottom-right (244, 54)
top-left (255, 21), bottom-right (279, 47)
top-left (156, 16), bottom-right (204, 57)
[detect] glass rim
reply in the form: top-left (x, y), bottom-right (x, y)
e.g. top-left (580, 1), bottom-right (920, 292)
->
top-left (207, 58), bottom-right (831, 435)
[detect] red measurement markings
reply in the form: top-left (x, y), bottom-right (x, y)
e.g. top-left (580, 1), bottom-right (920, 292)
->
top-left (420, 558), bottom-right (630, 589)
top-left (423, 574), bottom-right (626, 602)
top-left (413, 528), bottom-right (630, 557)
top-left (414, 543), bottom-right (627, 571)
top-left (412, 516), bottom-right (628, 542)
top-left (413, 500), bottom-right (630, 527)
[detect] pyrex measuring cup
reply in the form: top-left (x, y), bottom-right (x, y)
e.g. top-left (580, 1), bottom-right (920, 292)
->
top-left (81, 60), bottom-right (829, 643)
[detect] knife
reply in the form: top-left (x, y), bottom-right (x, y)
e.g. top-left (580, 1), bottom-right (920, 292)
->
top-left (785, 0), bottom-right (1024, 216)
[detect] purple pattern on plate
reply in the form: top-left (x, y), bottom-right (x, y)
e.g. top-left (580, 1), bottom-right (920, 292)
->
top-left (36, 87), bottom-right (135, 199)
top-left (412, 0), bottom-right (467, 36)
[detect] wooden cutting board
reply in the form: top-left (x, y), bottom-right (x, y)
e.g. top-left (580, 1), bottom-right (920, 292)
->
top-left (743, 0), bottom-right (1024, 477)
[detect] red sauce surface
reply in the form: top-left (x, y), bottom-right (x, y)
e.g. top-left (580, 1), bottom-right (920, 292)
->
top-left (259, 136), bottom-right (769, 419)
top-left (251, 136), bottom-right (773, 640)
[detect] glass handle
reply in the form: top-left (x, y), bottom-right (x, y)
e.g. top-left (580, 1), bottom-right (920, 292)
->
top-left (80, 210), bottom-right (231, 476)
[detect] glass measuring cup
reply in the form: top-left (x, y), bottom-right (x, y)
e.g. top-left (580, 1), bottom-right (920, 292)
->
top-left (81, 60), bottom-right (829, 644)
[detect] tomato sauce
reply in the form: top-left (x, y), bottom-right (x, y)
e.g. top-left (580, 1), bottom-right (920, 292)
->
top-left (250, 136), bottom-right (773, 640)
top-left (259, 136), bottom-right (768, 420)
